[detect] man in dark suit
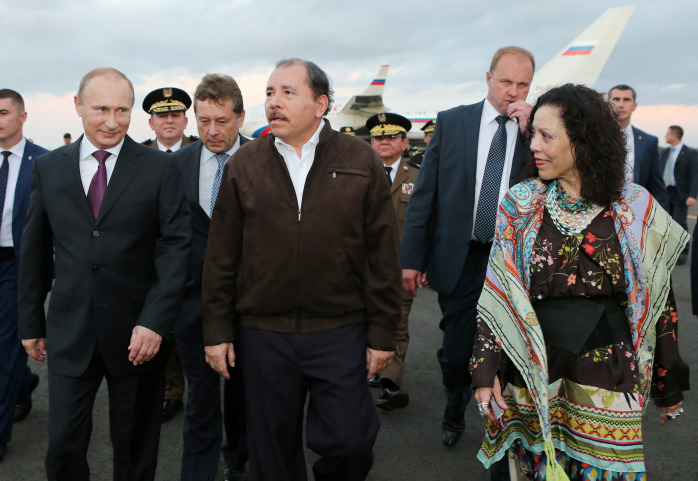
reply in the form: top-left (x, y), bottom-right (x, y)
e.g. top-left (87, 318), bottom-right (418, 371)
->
top-left (172, 73), bottom-right (249, 481)
top-left (661, 125), bottom-right (698, 265)
top-left (401, 47), bottom-right (534, 456)
top-left (608, 85), bottom-right (669, 209)
top-left (0, 89), bottom-right (47, 461)
top-left (18, 67), bottom-right (190, 481)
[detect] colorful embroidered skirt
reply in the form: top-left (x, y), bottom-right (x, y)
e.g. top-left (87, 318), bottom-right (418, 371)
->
top-left (477, 378), bottom-right (645, 479)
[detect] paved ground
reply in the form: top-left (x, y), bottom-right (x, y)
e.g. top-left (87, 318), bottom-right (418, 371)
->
top-left (1, 217), bottom-right (697, 480)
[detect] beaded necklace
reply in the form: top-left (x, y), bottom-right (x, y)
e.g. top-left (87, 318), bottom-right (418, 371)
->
top-left (545, 180), bottom-right (602, 236)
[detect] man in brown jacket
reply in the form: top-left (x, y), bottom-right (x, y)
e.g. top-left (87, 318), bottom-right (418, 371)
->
top-left (366, 112), bottom-right (420, 411)
top-left (202, 59), bottom-right (402, 481)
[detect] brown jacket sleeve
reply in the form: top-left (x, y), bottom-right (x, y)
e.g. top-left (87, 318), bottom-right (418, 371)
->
top-left (363, 151), bottom-right (402, 351)
top-left (201, 161), bottom-right (240, 345)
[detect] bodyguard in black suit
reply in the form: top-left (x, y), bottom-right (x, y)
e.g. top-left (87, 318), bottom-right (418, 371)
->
top-left (401, 47), bottom-right (534, 463)
top-left (172, 74), bottom-right (249, 481)
top-left (608, 85), bottom-right (669, 209)
top-left (18, 68), bottom-right (190, 481)
top-left (0, 89), bottom-right (47, 460)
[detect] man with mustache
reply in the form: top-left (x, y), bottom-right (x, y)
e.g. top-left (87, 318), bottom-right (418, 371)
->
top-left (202, 59), bottom-right (401, 481)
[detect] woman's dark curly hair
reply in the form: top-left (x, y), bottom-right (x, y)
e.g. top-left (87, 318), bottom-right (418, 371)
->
top-left (522, 83), bottom-right (626, 206)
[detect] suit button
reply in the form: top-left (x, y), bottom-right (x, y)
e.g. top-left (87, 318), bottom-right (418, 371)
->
top-left (92, 230), bottom-right (100, 237)
top-left (92, 265), bottom-right (101, 272)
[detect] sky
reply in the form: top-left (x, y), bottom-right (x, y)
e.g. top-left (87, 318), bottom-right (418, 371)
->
top-left (5, 0), bottom-right (697, 149)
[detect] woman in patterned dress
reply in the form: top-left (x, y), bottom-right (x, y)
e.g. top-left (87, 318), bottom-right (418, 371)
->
top-left (471, 84), bottom-right (689, 481)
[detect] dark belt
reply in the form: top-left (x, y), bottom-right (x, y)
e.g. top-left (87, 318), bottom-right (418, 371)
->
top-left (532, 296), bottom-right (631, 354)
top-left (0, 247), bottom-right (14, 263)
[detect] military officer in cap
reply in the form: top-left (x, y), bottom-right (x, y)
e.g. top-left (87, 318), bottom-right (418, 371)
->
top-left (142, 87), bottom-right (198, 153)
top-left (408, 119), bottom-right (435, 168)
top-left (366, 112), bottom-right (420, 411)
top-left (143, 87), bottom-right (196, 422)
top-left (340, 126), bottom-right (356, 136)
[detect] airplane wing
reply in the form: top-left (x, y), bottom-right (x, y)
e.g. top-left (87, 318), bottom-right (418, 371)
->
top-left (337, 65), bottom-right (389, 115)
top-left (528, 6), bottom-right (635, 102)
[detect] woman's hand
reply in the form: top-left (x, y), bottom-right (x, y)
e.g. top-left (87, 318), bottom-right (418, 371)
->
top-left (658, 401), bottom-right (684, 426)
top-left (474, 375), bottom-right (507, 424)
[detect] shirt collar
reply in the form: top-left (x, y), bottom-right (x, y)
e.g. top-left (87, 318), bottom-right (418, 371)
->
top-left (483, 98), bottom-right (516, 125)
top-left (158, 138), bottom-right (183, 152)
top-left (673, 142), bottom-right (684, 152)
top-left (274, 119), bottom-right (325, 152)
top-left (3, 137), bottom-right (27, 158)
top-left (623, 124), bottom-right (634, 138)
top-left (202, 135), bottom-right (241, 163)
top-left (79, 136), bottom-right (125, 161)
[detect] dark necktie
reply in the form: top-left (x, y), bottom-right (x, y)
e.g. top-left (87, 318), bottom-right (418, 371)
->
top-left (165, 149), bottom-right (173, 153)
top-left (474, 115), bottom-right (509, 243)
top-left (87, 150), bottom-right (110, 219)
top-left (385, 166), bottom-right (393, 185)
top-left (211, 153), bottom-right (230, 215)
top-left (0, 152), bottom-right (10, 221)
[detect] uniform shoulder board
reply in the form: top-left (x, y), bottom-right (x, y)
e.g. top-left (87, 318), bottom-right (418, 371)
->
top-left (142, 138), bottom-right (155, 146)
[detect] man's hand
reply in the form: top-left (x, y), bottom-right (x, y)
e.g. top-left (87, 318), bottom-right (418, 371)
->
top-left (474, 376), bottom-right (507, 424)
top-left (686, 197), bottom-right (696, 207)
top-left (402, 269), bottom-right (427, 297)
top-left (128, 326), bottom-right (162, 366)
top-left (507, 100), bottom-right (533, 134)
top-left (22, 338), bottom-right (47, 362)
top-left (366, 348), bottom-right (394, 379)
top-left (205, 342), bottom-right (236, 379)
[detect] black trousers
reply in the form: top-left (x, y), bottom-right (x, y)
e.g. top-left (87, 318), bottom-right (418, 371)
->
top-left (176, 336), bottom-right (223, 481)
top-left (0, 258), bottom-right (29, 444)
top-left (436, 240), bottom-right (491, 421)
top-left (240, 323), bottom-right (378, 481)
top-left (667, 186), bottom-right (690, 254)
top-left (45, 348), bottom-right (165, 481)
top-left (222, 361), bottom-right (247, 471)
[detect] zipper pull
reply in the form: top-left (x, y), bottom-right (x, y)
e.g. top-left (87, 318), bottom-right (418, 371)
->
top-left (332, 171), bottom-right (336, 179)
top-left (298, 209), bottom-right (301, 221)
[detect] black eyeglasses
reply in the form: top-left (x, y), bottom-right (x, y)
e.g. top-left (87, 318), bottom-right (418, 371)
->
top-left (372, 134), bottom-right (402, 141)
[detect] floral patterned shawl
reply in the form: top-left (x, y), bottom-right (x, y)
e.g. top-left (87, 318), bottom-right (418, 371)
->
top-left (477, 178), bottom-right (689, 479)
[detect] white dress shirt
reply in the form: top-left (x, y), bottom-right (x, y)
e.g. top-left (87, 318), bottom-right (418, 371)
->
top-left (199, 136), bottom-right (241, 216)
top-left (273, 119), bottom-right (325, 214)
top-left (0, 138), bottom-right (27, 246)
top-left (664, 142), bottom-right (684, 187)
top-left (472, 98), bottom-right (520, 241)
top-left (384, 157), bottom-right (402, 184)
top-left (622, 124), bottom-right (635, 184)
top-left (157, 138), bottom-right (183, 152)
top-left (78, 137), bottom-right (124, 195)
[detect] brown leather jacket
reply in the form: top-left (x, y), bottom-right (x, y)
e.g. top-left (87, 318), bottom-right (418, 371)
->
top-left (202, 122), bottom-right (401, 350)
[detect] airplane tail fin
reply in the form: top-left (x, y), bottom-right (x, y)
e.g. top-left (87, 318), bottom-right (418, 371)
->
top-left (338, 65), bottom-right (389, 115)
top-left (528, 6), bottom-right (635, 102)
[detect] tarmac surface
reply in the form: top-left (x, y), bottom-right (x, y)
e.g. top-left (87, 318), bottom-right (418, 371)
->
top-left (1, 217), bottom-right (697, 480)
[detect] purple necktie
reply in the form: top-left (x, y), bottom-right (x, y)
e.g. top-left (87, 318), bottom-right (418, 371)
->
top-left (87, 150), bottom-right (110, 219)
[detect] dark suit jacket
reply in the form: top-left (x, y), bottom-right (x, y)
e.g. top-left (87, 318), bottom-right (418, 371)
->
top-left (12, 140), bottom-right (48, 260)
top-left (172, 136), bottom-right (249, 338)
top-left (18, 135), bottom-right (191, 378)
top-left (632, 126), bottom-right (669, 209)
top-left (401, 101), bottom-right (526, 296)
top-left (660, 144), bottom-right (698, 202)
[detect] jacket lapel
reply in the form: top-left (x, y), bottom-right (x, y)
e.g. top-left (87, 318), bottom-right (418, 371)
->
top-left (465, 102), bottom-right (483, 201)
top-left (391, 159), bottom-right (408, 194)
top-left (95, 136), bottom-right (144, 224)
